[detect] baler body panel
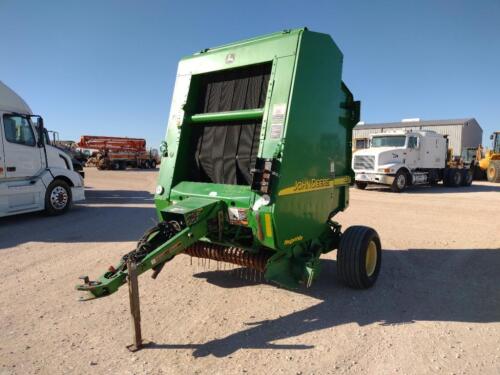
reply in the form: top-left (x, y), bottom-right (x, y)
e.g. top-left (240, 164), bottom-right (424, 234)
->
top-left (155, 29), bottom-right (356, 253)
top-left (78, 29), bottom-right (363, 297)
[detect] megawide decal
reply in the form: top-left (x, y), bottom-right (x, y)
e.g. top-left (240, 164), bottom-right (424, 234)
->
top-left (284, 235), bottom-right (304, 246)
top-left (278, 176), bottom-right (351, 196)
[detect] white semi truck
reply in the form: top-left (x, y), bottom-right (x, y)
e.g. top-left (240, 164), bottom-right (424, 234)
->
top-left (352, 130), bottom-right (473, 192)
top-left (0, 81), bottom-right (84, 217)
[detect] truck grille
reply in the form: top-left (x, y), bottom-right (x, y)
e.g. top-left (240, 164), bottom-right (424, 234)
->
top-left (353, 155), bottom-right (375, 170)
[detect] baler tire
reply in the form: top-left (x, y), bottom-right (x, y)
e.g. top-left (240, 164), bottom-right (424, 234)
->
top-left (336, 226), bottom-right (382, 289)
top-left (487, 161), bottom-right (500, 182)
top-left (45, 179), bottom-right (72, 216)
top-left (355, 181), bottom-right (367, 190)
top-left (391, 170), bottom-right (408, 192)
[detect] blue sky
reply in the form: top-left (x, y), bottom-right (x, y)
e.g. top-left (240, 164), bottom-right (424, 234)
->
top-left (1, 0), bottom-right (499, 148)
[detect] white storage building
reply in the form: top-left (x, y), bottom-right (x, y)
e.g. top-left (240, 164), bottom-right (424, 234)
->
top-left (353, 118), bottom-right (483, 156)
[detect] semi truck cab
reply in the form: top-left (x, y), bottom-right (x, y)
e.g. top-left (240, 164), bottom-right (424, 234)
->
top-left (0, 81), bottom-right (84, 217)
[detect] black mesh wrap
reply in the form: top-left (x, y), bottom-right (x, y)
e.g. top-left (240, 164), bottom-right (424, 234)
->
top-left (190, 62), bottom-right (271, 185)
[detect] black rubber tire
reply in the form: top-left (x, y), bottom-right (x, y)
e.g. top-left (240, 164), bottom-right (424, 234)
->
top-left (355, 181), bottom-right (367, 190)
top-left (443, 169), bottom-right (451, 186)
top-left (445, 169), bottom-right (462, 187)
top-left (428, 170), bottom-right (439, 186)
top-left (336, 226), bottom-right (382, 289)
top-left (150, 160), bottom-right (157, 169)
top-left (45, 179), bottom-right (72, 216)
top-left (461, 169), bottom-right (473, 186)
top-left (473, 165), bottom-right (486, 181)
top-left (487, 161), bottom-right (500, 182)
top-left (119, 161), bottom-right (127, 170)
top-left (144, 160), bottom-right (151, 169)
top-left (391, 170), bottom-right (408, 192)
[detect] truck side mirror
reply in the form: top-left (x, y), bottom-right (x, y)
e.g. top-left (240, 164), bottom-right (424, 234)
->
top-left (491, 134), bottom-right (494, 140)
top-left (34, 116), bottom-right (45, 147)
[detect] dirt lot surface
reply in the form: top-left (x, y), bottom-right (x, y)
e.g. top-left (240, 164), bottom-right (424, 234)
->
top-left (1, 168), bottom-right (499, 375)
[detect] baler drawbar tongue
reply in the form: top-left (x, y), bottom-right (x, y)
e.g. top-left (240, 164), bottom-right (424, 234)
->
top-left (76, 197), bottom-right (222, 299)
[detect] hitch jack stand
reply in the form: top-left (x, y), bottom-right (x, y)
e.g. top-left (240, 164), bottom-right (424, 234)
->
top-left (126, 259), bottom-right (149, 352)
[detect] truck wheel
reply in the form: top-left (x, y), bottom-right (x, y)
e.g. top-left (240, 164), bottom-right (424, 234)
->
top-left (336, 226), bottom-right (382, 289)
top-left (391, 170), bottom-right (408, 192)
top-left (119, 161), bottom-right (127, 170)
top-left (428, 170), bottom-right (439, 186)
top-left (445, 169), bottom-right (462, 187)
top-left (97, 158), bottom-right (110, 170)
top-left (150, 160), bottom-right (157, 169)
top-left (487, 161), bottom-right (500, 182)
top-left (355, 181), bottom-right (367, 190)
top-left (461, 169), bottom-right (473, 186)
top-left (45, 179), bottom-right (72, 216)
top-left (144, 160), bottom-right (151, 169)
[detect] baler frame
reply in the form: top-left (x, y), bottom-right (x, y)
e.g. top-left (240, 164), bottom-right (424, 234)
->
top-left (77, 28), bottom-right (381, 352)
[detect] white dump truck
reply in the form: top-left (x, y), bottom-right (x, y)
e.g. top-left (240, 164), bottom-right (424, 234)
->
top-left (352, 130), bottom-right (473, 192)
top-left (0, 81), bottom-right (84, 217)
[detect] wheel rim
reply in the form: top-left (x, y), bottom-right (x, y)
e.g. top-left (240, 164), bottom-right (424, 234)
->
top-left (50, 186), bottom-right (68, 210)
top-left (396, 174), bottom-right (406, 189)
top-left (365, 240), bottom-right (377, 277)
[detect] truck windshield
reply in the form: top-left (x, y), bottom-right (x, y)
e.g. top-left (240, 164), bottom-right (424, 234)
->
top-left (371, 136), bottom-right (406, 148)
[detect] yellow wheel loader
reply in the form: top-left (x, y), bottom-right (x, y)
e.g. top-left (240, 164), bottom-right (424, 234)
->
top-left (476, 132), bottom-right (500, 182)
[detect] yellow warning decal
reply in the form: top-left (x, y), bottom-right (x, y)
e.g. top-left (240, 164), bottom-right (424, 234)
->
top-left (264, 213), bottom-right (273, 237)
top-left (278, 176), bottom-right (351, 196)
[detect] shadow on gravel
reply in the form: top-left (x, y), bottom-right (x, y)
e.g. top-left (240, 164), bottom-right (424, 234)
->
top-left (364, 183), bottom-right (500, 194)
top-left (0, 193), bottom-right (156, 249)
top-left (84, 189), bottom-right (154, 204)
top-left (87, 168), bottom-right (158, 172)
top-left (150, 248), bottom-right (500, 357)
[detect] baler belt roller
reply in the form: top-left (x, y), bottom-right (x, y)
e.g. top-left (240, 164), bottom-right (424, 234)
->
top-left (190, 108), bottom-right (264, 124)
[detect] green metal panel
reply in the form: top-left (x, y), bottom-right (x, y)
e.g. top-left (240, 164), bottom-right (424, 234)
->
top-left (272, 31), bottom-right (346, 247)
top-left (155, 27), bottom-right (356, 246)
top-left (151, 28), bottom-right (358, 287)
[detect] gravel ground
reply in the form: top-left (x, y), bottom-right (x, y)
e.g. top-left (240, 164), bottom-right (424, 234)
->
top-left (0, 168), bottom-right (499, 375)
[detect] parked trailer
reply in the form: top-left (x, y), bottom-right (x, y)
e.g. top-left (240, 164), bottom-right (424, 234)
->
top-left (352, 130), bottom-right (473, 192)
top-left (78, 135), bottom-right (159, 170)
top-left (0, 81), bottom-right (84, 217)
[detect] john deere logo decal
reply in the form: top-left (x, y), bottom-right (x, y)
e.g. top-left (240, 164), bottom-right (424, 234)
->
top-left (225, 53), bottom-right (235, 64)
top-left (278, 176), bottom-right (351, 196)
